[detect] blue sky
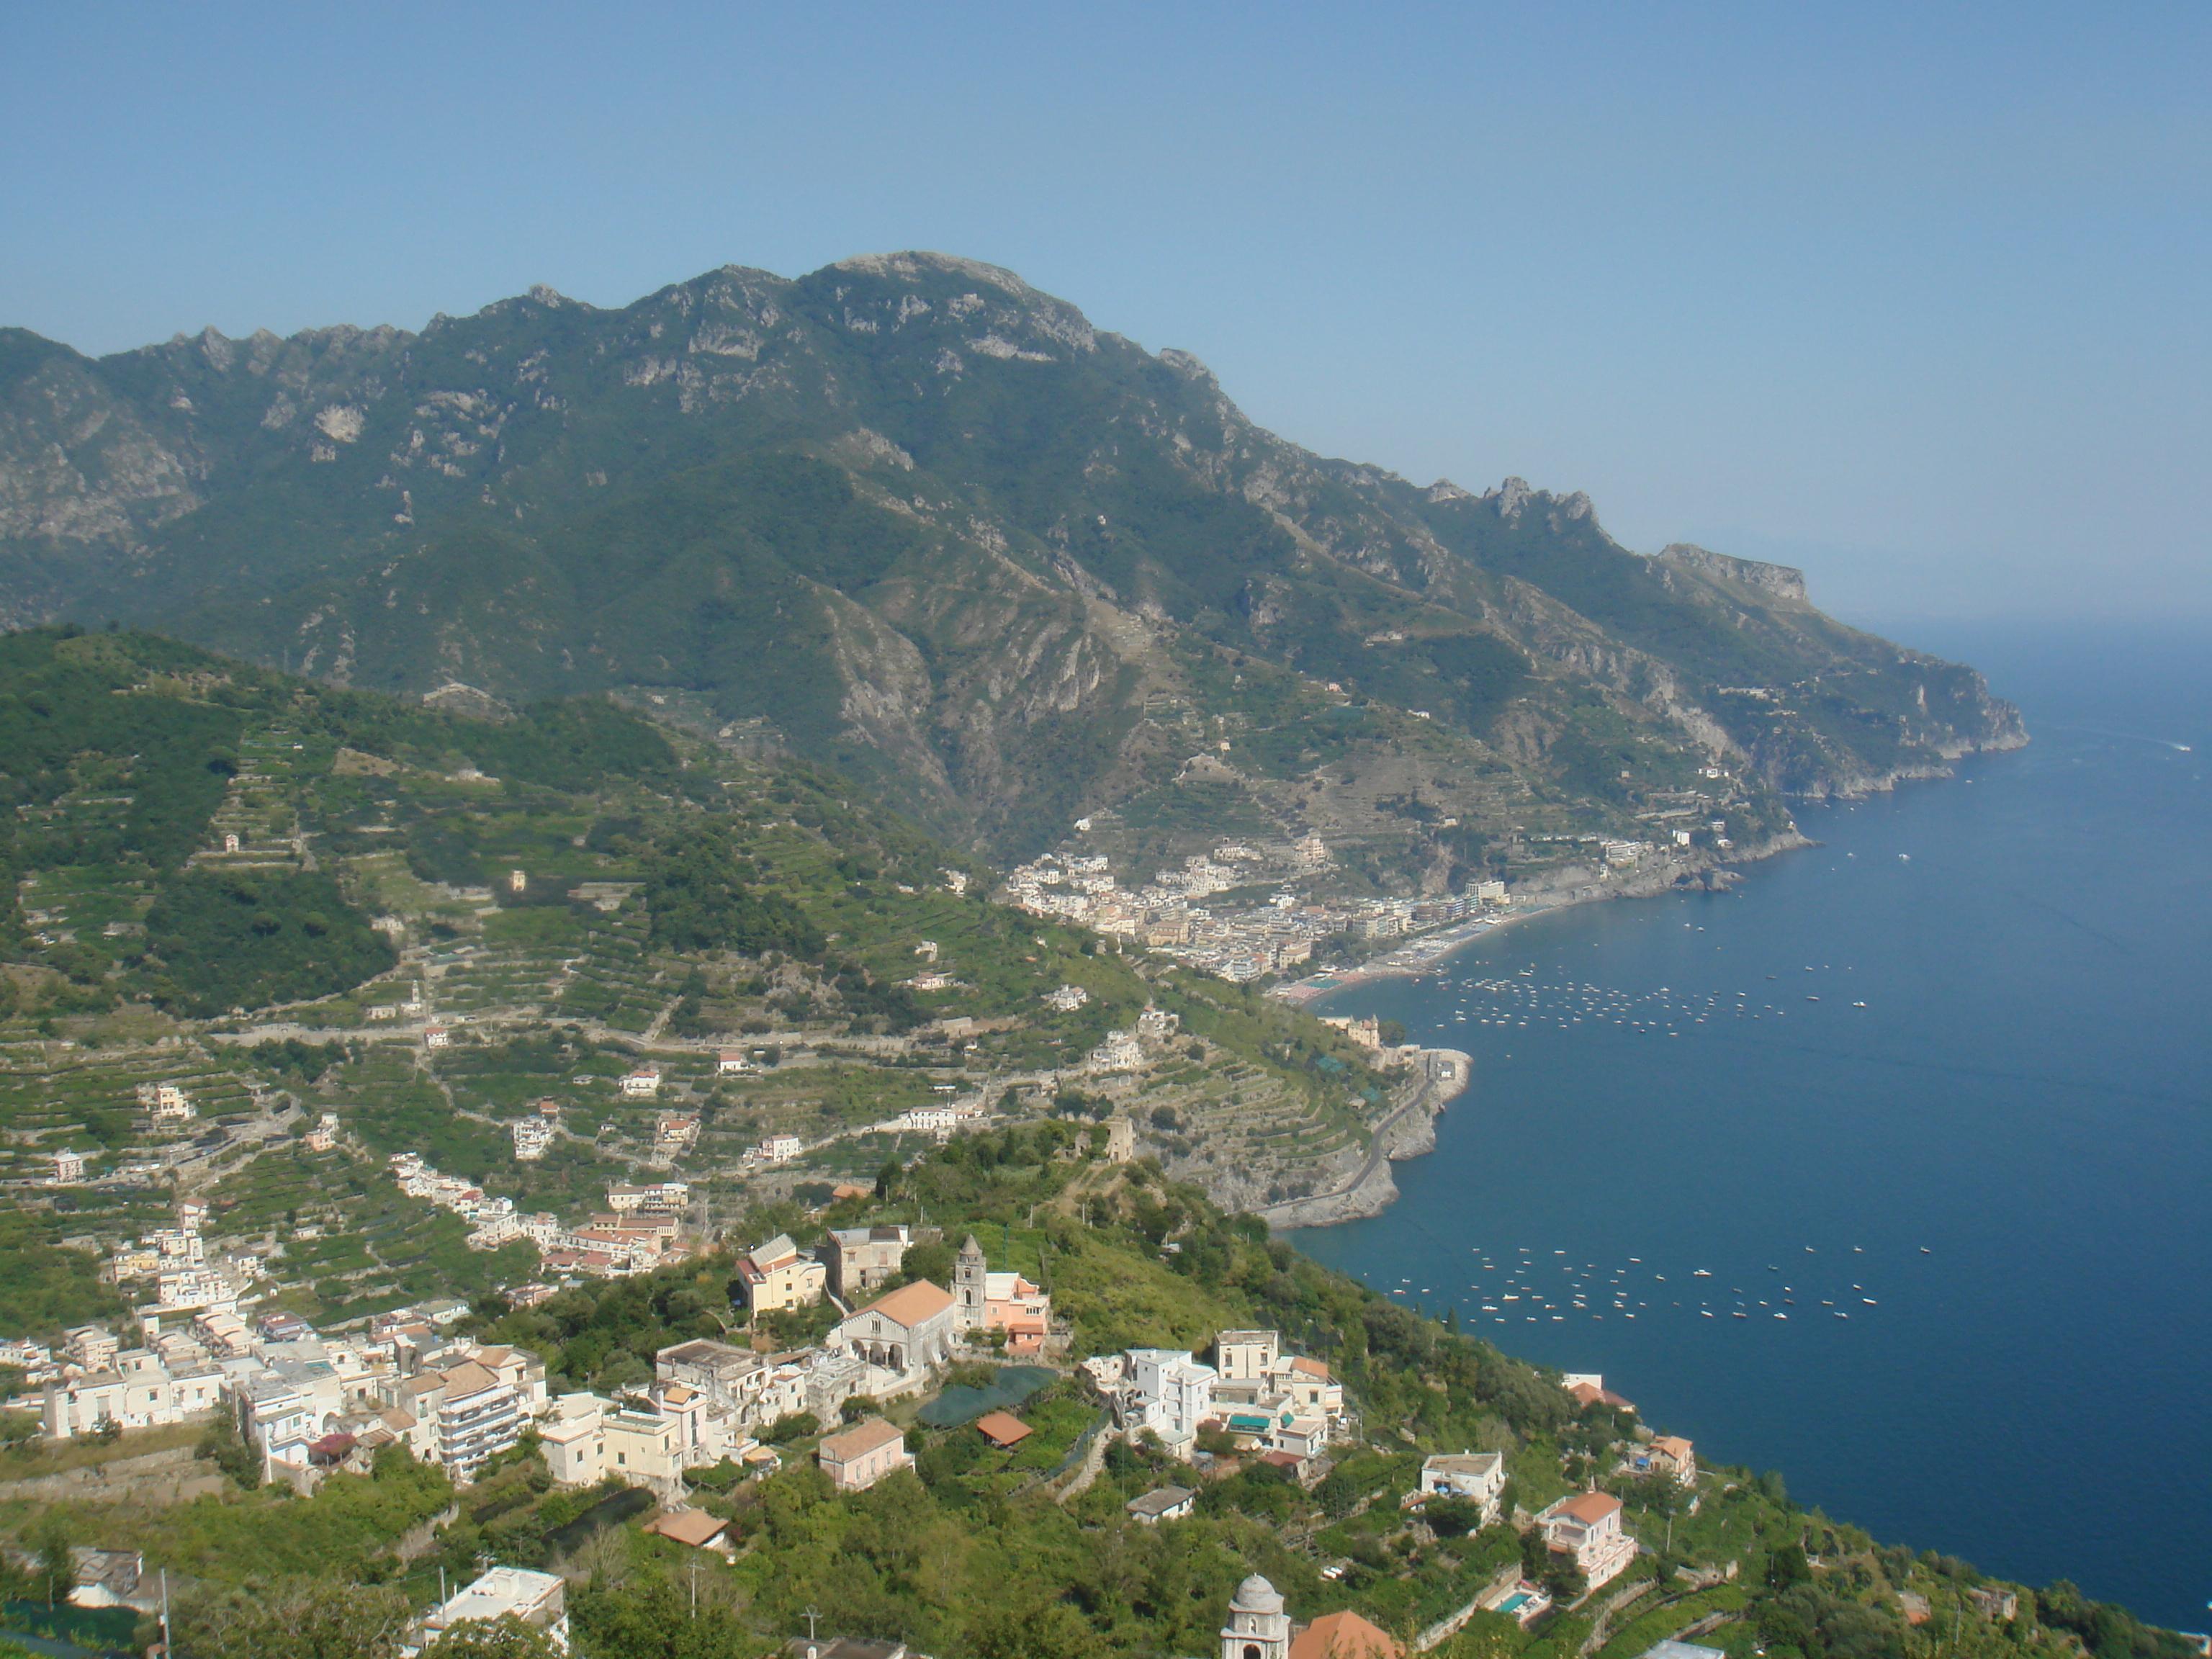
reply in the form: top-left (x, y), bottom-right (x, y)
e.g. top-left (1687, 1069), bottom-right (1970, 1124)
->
top-left (4, 2), bottom-right (2206, 625)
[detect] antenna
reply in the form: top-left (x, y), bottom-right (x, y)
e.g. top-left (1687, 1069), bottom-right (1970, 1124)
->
top-left (805, 1605), bottom-right (821, 1642)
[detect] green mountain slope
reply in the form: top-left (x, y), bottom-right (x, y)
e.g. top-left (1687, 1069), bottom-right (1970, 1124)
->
top-left (0, 256), bottom-right (2020, 873)
top-left (0, 626), bottom-right (1410, 1323)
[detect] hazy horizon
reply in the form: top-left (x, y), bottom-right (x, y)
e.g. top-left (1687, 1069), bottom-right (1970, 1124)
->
top-left (5, 2), bottom-right (2206, 626)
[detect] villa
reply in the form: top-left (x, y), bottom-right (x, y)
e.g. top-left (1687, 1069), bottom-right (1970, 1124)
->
top-left (1539, 1490), bottom-right (1637, 1591)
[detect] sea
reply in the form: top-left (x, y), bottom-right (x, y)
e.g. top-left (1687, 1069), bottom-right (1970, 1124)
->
top-left (1288, 623), bottom-right (2212, 1627)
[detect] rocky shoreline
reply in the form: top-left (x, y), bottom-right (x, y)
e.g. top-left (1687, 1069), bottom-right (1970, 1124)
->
top-left (1253, 1048), bottom-right (1472, 1230)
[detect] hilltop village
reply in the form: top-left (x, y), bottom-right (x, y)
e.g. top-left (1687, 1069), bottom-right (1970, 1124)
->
top-left (0, 1120), bottom-right (2117, 1659)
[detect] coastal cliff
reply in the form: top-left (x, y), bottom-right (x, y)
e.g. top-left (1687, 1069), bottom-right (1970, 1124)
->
top-left (1254, 1046), bottom-right (1470, 1229)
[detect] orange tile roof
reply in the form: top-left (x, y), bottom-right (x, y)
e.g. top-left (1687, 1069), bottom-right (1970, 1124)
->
top-left (1556, 1491), bottom-right (1622, 1525)
top-left (819, 1417), bottom-right (907, 1462)
top-left (858, 1280), bottom-right (954, 1328)
top-left (645, 1509), bottom-right (729, 1548)
top-left (974, 1411), bottom-right (1032, 1448)
top-left (1289, 1610), bottom-right (1403, 1659)
top-left (1290, 1356), bottom-right (1331, 1380)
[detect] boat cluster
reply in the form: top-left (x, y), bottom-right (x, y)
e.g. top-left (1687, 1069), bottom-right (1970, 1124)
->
top-left (1421, 962), bottom-right (1871, 1035)
top-left (1382, 1241), bottom-right (1911, 1327)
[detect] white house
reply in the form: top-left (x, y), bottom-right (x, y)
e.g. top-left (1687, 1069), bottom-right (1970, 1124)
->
top-left (1539, 1491), bottom-right (1636, 1591)
top-left (1419, 1451), bottom-right (1506, 1524)
top-left (619, 1066), bottom-right (661, 1099)
top-left (50, 1148), bottom-right (86, 1185)
top-left (1125, 1349), bottom-right (1216, 1455)
top-left (419, 1567), bottom-right (568, 1650)
top-left (1126, 1485), bottom-right (1197, 1524)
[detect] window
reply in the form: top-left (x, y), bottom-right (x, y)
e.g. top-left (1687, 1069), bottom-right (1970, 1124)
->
top-left (1245, 1645), bottom-right (1263, 1659)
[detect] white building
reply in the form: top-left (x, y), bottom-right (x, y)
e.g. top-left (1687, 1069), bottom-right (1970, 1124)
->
top-left (829, 1282), bottom-right (958, 1382)
top-left (895, 1105), bottom-right (958, 1134)
top-left (43, 1353), bottom-right (225, 1440)
top-left (1088, 1030), bottom-right (1146, 1073)
top-left (1420, 1451), bottom-right (1506, 1523)
top-left (756, 1135), bottom-right (804, 1165)
top-left (1125, 1349), bottom-right (1216, 1455)
top-left (418, 1567), bottom-right (568, 1651)
top-left (619, 1066), bottom-right (661, 1099)
top-left (49, 1148), bottom-right (86, 1185)
top-left (607, 1182), bottom-right (688, 1214)
top-left (1539, 1491), bottom-right (1637, 1591)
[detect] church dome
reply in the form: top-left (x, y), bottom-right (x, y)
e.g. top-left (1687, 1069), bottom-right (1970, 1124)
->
top-left (1231, 1574), bottom-right (1284, 1614)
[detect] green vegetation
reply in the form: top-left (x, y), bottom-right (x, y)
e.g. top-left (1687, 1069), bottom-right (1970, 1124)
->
top-left (1, 258), bottom-right (2019, 881)
top-left (0, 1213), bottom-right (124, 1334)
top-left (0, 1124), bottom-right (2188, 1659)
top-left (140, 868), bottom-right (395, 1015)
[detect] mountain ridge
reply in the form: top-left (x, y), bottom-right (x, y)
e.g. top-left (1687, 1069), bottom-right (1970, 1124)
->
top-left (0, 254), bottom-right (2023, 881)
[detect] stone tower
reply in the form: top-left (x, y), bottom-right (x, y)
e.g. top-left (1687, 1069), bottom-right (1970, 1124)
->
top-left (1220, 1575), bottom-right (1291, 1659)
top-left (954, 1233), bottom-right (987, 1333)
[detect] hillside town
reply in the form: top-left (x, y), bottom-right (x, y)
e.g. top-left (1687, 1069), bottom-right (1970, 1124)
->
top-left (1002, 837), bottom-right (1519, 984)
top-left (9, 1170), bottom-right (1719, 1659)
top-left (14, 1192), bottom-right (1707, 1655)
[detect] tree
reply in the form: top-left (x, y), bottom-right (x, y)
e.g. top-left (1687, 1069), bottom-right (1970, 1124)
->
top-left (1768, 1539), bottom-right (1813, 1591)
top-left (1424, 1496), bottom-right (1485, 1538)
top-left (30, 1513), bottom-right (71, 1608)
top-left (178, 1579), bottom-right (414, 1659)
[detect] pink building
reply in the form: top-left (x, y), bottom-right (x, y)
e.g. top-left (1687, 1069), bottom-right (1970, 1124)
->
top-left (817, 1417), bottom-right (913, 1492)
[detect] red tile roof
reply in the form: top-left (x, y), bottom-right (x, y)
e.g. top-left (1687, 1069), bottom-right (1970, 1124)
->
top-left (858, 1280), bottom-right (953, 1328)
top-left (974, 1411), bottom-right (1032, 1448)
top-left (1289, 1610), bottom-right (1403, 1659)
top-left (645, 1509), bottom-right (729, 1548)
top-left (1555, 1491), bottom-right (1622, 1525)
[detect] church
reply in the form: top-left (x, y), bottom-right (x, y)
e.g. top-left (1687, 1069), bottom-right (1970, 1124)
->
top-left (1220, 1575), bottom-right (1402, 1659)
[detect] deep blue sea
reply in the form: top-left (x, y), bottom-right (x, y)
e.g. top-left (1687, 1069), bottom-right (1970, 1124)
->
top-left (1290, 625), bottom-right (2212, 1627)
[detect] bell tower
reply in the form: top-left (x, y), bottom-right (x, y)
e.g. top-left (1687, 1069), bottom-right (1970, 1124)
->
top-left (954, 1233), bottom-right (988, 1333)
top-left (1220, 1575), bottom-right (1290, 1659)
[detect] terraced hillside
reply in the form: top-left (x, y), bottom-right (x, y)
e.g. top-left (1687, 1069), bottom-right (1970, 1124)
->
top-left (0, 626), bottom-right (1411, 1330)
